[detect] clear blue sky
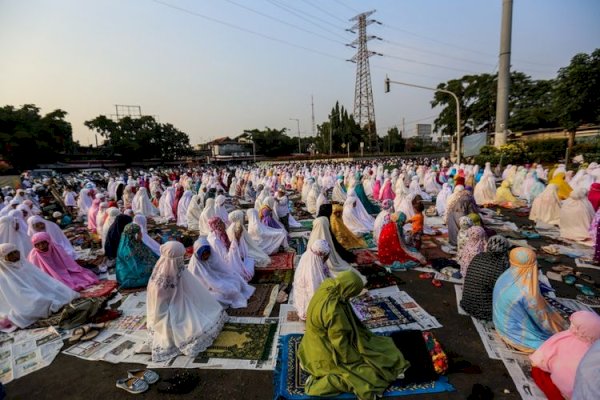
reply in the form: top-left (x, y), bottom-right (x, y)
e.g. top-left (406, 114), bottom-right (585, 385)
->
top-left (0, 0), bottom-right (598, 146)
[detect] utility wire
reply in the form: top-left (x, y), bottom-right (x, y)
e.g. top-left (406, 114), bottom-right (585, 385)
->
top-left (332, 0), bottom-right (360, 14)
top-left (300, 0), bottom-right (349, 24)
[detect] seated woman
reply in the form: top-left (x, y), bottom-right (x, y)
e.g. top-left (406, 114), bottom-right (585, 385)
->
top-left (260, 196), bottom-right (285, 230)
top-left (373, 199), bottom-right (393, 244)
top-left (246, 209), bottom-right (288, 255)
top-left (317, 204), bottom-right (356, 264)
top-left (378, 212), bottom-right (426, 267)
top-left (493, 247), bottom-right (568, 353)
top-left (548, 172), bottom-right (572, 200)
top-left (28, 232), bottom-right (99, 291)
top-left (298, 271), bottom-right (409, 399)
top-left (132, 214), bottom-right (161, 256)
top-left (292, 239), bottom-right (331, 320)
top-left (213, 195), bottom-right (230, 227)
top-left (573, 340), bottom-right (600, 400)
top-left (101, 208), bottom-right (121, 249)
top-left (198, 198), bottom-right (217, 236)
top-left (208, 216), bottom-right (253, 282)
top-left (27, 215), bottom-right (77, 259)
top-left (227, 210), bottom-right (270, 268)
top-left (0, 215), bottom-right (33, 257)
top-left (116, 223), bottom-right (159, 289)
top-left (461, 235), bottom-right (510, 321)
top-left (342, 192), bottom-right (375, 234)
top-left (104, 214), bottom-right (133, 263)
top-left (147, 241), bottom-right (227, 363)
top-left (188, 238), bottom-right (254, 308)
top-left (0, 243), bottom-right (78, 330)
top-left (330, 204), bottom-right (367, 250)
top-left (353, 173), bottom-right (379, 214)
top-left (457, 226), bottom-right (486, 278)
top-left (494, 181), bottom-right (525, 208)
top-left (530, 311), bottom-right (600, 400)
top-left (559, 188), bottom-right (595, 243)
top-left (529, 184), bottom-right (561, 226)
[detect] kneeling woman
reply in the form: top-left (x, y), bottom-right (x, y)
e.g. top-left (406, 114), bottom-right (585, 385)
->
top-left (147, 241), bottom-right (227, 363)
top-left (0, 244), bottom-right (78, 330)
top-left (298, 271), bottom-right (409, 399)
top-left (116, 223), bottom-right (159, 289)
top-left (378, 212), bottom-right (426, 267)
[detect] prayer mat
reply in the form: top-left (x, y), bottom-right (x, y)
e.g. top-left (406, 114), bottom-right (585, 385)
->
top-left (274, 334), bottom-right (455, 399)
top-left (353, 249), bottom-right (378, 266)
top-left (252, 269), bottom-right (294, 286)
top-left (543, 294), bottom-right (576, 320)
top-left (289, 236), bottom-right (307, 255)
top-left (227, 284), bottom-right (279, 317)
top-left (293, 209), bottom-right (314, 220)
top-left (351, 294), bottom-right (416, 330)
top-left (195, 321), bottom-right (278, 361)
top-left (119, 287), bottom-right (147, 295)
top-left (356, 264), bottom-right (404, 289)
top-left (79, 280), bottom-right (118, 298)
top-left (298, 220), bottom-right (313, 230)
top-left (361, 233), bottom-right (377, 249)
top-left (265, 251), bottom-right (295, 271)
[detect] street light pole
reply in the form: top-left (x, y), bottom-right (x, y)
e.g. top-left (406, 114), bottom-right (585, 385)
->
top-left (385, 76), bottom-right (462, 164)
top-left (244, 131), bottom-right (256, 163)
top-left (289, 118), bottom-right (301, 154)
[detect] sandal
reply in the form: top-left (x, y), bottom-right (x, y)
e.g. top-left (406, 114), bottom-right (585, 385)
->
top-left (431, 279), bottom-right (442, 288)
top-left (575, 272), bottom-right (595, 285)
top-left (69, 325), bottom-right (92, 343)
top-left (419, 272), bottom-right (434, 279)
top-left (81, 329), bottom-right (100, 342)
top-left (563, 274), bottom-right (577, 285)
top-left (552, 265), bottom-right (574, 274)
top-left (575, 284), bottom-right (597, 297)
top-left (128, 369), bottom-right (160, 385)
top-left (576, 295), bottom-right (600, 308)
top-left (116, 377), bottom-right (149, 394)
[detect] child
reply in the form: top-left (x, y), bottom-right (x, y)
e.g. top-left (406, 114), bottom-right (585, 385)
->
top-left (408, 201), bottom-right (425, 249)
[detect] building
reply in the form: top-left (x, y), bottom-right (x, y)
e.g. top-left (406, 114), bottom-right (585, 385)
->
top-left (508, 125), bottom-right (600, 142)
top-left (416, 124), bottom-right (433, 141)
top-left (203, 136), bottom-right (255, 163)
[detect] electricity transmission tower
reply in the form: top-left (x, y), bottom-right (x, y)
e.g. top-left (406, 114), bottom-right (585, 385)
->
top-left (347, 10), bottom-right (382, 153)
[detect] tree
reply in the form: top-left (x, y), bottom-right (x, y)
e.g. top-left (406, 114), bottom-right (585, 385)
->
top-left (381, 126), bottom-right (405, 153)
top-left (553, 49), bottom-right (600, 163)
top-left (85, 115), bottom-right (193, 161)
top-left (316, 102), bottom-right (365, 154)
top-left (242, 127), bottom-right (294, 157)
top-left (0, 104), bottom-right (74, 170)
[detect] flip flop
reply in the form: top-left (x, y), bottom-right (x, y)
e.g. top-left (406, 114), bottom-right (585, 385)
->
top-left (128, 369), bottom-right (160, 385)
top-left (431, 279), bottom-right (442, 288)
top-left (80, 329), bottom-right (99, 342)
top-left (419, 272), bottom-right (434, 279)
top-left (563, 274), bottom-right (577, 285)
top-left (575, 272), bottom-right (595, 285)
top-left (575, 284), bottom-right (596, 296)
top-left (116, 377), bottom-right (149, 394)
top-left (69, 325), bottom-right (92, 343)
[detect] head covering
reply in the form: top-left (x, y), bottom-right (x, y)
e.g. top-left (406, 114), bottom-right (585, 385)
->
top-left (458, 226), bottom-right (486, 276)
top-left (27, 215), bottom-right (76, 259)
top-left (116, 223), bottom-right (159, 289)
top-left (208, 216), bottom-right (230, 249)
top-left (104, 214), bottom-right (133, 259)
top-left (330, 204), bottom-right (367, 250)
top-left (549, 172), bottom-right (573, 200)
top-left (0, 215), bottom-right (33, 256)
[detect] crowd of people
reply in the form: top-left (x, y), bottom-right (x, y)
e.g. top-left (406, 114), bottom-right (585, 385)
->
top-left (1, 157), bottom-right (600, 398)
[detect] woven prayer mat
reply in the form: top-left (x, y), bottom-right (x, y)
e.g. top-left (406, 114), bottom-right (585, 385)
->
top-left (195, 321), bottom-right (278, 361)
top-left (353, 249), bottom-right (377, 266)
top-left (274, 334), bottom-right (455, 399)
top-left (351, 294), bottom-right (416, 330)
top-left (289, 236), bottom-right (307, 255)
top-left (356, 264), bottom-right (404, 290)
top-left (265, 251), bottom-right (295, 271)
top-left (227, 284), bottom-right (279, 317)
top-left (119, 287), bottom-right (147, 295)
top-left (293, 209), bottom-right (314, 220)
top-left (252, 269), bottom-right (294, 286)
top-left (79, 280), bottom-right (118, 298)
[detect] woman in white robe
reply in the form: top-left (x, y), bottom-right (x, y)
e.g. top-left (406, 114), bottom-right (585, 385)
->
top-left (342, 192), bottom-right (375, 234)
top-left (0, 215), bottom-right (32, 257)
top-left (132, 214), bottom-right (161, 256)
top-left (185, 195), bottom-right (202, 231)
top-left (176, 190), bottom-right (194, 227)
top-left (77, 188), bottom-right (92, 218)
top-left (188, 238), bottom-right (253, 309)
top-left (228, 177), bottom-right (238, 197)
top-left (292, 239), bottom-right (331, 321)
top-left (207, 216), bottom-right (253, 282)
top-left (332, 177), bottom-right (347, 204)
top-left (132, 187), bottom-right (159, 217)
top-left (559, 188), bottom-right (595, 243)
top-left (306, 183), bottom-right (320, 215)
top-left (94, 202), bottom-right (108, 238)
top-left (529, 184), bottom-right (561, 226)
top-left (101, 208), bottom-right (120, 249)
top-left (213, 195), bottom-right (230, 227)
top-left (27, 215), bottom-right (77, 259)
top-left (474, 165), bottom-right (497, 205)
top-left (158, 187), bottom-right (176, 220)
top-left (246, 209), bottom-right (288, 255)
top-left (147, 241), bottom-right (227, 363)
top-left (397, 192), bottom-right (418, 220)
top-left (315, 189), bottom-right (328, 217)
top-left (301, 179), bottom-right (314, 204)
top-left (435, 183), bottom-right (452, 217)
top-left (409, 176), bottom-right (432, 201)
top-left (227, 210), bottom-right (270, 268)
top-left (198, 198), bottom-right (217, 236)
top-left (0, 244), bottom-right (78, 330)
top-left (255, 188), bottom-right (270, 211)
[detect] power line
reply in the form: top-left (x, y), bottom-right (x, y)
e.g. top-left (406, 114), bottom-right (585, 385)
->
top-left (151, 0), bottom-right (344, 61)
top-left (332, 0), bottom-right (359, 14)
top-left (300, 0), bottom-right (348, 24)
top-left (382, 39), bottom-right (496, 68)
top-left (224, 0), bottom-right (346, 45)
top-left (380, 54), bottom-right (480, 74)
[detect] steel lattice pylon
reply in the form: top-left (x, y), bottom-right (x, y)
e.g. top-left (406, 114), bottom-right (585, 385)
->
top-left (348, 10), bottom-right (381, 152)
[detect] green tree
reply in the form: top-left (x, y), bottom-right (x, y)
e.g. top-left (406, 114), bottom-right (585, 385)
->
top-left (381, 126), bottom-right (405, 153)
top-left (243, 127), bottom-right (294, 157)
top-left (316, 102), bottom-right (365, 154)
top-left (0, 104), bottom-right (74, 170)
top-left (85, 115), bottom-right (193, 161)
top-left (553, 49), bottom-right (600, 163)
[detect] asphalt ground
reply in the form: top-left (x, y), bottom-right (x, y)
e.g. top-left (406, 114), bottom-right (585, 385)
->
top-left (6, 208), bottom-right (600, 400)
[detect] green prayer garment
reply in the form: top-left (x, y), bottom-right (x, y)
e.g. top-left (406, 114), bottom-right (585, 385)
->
top-left (298, 271), bottom-right (410, 400)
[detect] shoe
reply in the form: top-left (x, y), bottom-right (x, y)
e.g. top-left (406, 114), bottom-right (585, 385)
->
top-left (116, 377), bottom-right (149, 394)
top-left (128, 369), bottom-right (160, 384)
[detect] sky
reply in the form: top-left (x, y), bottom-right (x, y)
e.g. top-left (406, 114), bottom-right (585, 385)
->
top-left (0, 0), bottom-right (598, 147)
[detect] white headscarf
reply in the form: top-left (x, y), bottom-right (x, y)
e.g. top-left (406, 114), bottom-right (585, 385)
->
top-left (27, 215), bottom-right (77, 259)
top-left (246, 208), bottom-right (288, 255)
top-left (227, 210), bottom-right (270, 267)
top-left (559, 188), bottom-right (595, 243)
top-left (0, 214), bottom-right (32, 257)
top-left (213, 195), bottom-right (230, 227)
top-left (342, 193), bottom-right (375, 234)
top-left (198, 198), bottom-right (216, 236)
top-left (185, 195), bottom-right (202, 231)
top-left (530, 184), bottom-right (561, 226)
top-left (291, 239), bottom-right (331, 320)
top-left (132, 214), bottom-right (161, 256)
top-left (176, 190), bottom-right (194, 227)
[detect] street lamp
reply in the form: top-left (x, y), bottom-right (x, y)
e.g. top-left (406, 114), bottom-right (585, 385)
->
top-left (385, 76), bottom-right (462, 164)
top-left (289, 118), bottom-right (301, 154)
top-left (243, 130), bottom-right (256, 163)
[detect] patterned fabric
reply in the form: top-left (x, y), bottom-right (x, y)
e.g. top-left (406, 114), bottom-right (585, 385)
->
top-left (456, 216), bottom-right (473, 254)
top-left (195, 322), bottom-right (278, 361)
top-left (378, 218), bottom-right (426, 266)
top-left (457, 226), bottom-right (486, 277)
top-left (116, 223), bottom-right (159, 289)
top-left (208, 216), bottom-right (230, 249)
top-left (330, 204), bottom-right (367, 250)
top-left (422, 331), bottom-right (448, 375)
top-left (493, 247), bottom-right (569, 353)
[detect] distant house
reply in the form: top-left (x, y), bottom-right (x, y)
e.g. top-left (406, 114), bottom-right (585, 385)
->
top-left (203, 136), bottom-right (254, 162)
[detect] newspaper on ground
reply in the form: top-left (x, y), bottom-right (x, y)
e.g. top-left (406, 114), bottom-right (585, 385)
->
top-left (278, 304), bottom-right (305, 336)
top-left (414, 266), bottom-right (464, 284)
top-left (470, 317), bottom-right (515, 360)
top-left (454, 285), bottom-right (468, 316)
top-left (556, 297), bottom-right (593, 312)
top-left (0, 327), bottom-right (63, 384)
top-left (498, 349), bottom-right (547, 400)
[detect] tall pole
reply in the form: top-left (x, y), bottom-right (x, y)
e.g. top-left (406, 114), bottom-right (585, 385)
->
top-left (289, 118), bottom-right (301, 154)
top-left (494, 0), bottom-right (513, 147)
top-left (311, 95), bottom-right (316, 137)
top-left (385, 76), bottom-right (462, 164)
top-left (329, 114), bottom-right (333, 156)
